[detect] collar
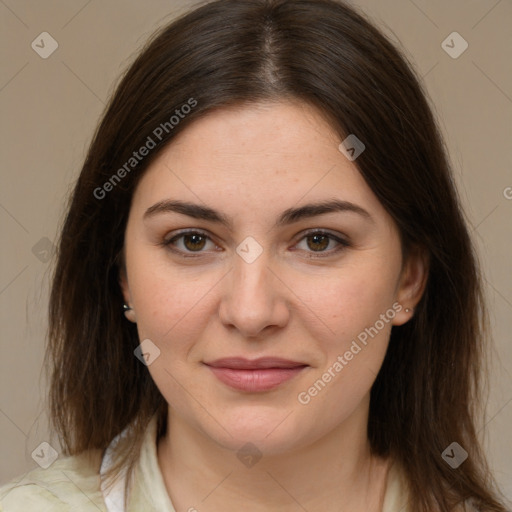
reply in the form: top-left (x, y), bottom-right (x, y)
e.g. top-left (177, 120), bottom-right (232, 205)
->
top-left (100, 415), bottom-right (409, 511)
top-left (100, 415), bottom-right (176, 512)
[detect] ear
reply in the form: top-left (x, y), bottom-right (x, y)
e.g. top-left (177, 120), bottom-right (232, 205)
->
top-left (392, 245), bottom-right (429, 326)
top-left (118, 257), bottom-right (137, 323)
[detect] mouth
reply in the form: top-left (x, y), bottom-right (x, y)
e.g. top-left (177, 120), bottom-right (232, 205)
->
top-left (204, 357), bottom-right (309, 392)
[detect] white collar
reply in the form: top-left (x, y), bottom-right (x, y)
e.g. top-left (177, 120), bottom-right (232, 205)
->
top-left (99, 428), bottom-right (129, 512)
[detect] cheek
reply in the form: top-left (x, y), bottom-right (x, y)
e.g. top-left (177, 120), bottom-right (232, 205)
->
top-left (128, 262), bottom-right (218, 410)
top-left (296, 262), bottom-right (400, 344)
top-left (127, 252), bottom-right (218, 347)
top-left (292, 261), bottom-right (398, 402)
top-left (295, 275), bottom-right (396, 427)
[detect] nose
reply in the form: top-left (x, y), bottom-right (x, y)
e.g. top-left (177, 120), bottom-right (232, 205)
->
top-left (218, 251), bottom-right (290, 338)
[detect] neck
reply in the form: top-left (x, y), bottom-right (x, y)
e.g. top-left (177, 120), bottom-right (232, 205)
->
top-left (157, 399), bottom-right (391, 512)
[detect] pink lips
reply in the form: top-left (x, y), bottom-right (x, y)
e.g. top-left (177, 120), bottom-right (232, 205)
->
top-left (204, 357), bottom-right (308, 392)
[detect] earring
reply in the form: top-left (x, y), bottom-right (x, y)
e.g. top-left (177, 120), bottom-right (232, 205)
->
top-left (405, 307), bottom-right (414, 314)
top-left (123, 303), bottom-right (136, 322)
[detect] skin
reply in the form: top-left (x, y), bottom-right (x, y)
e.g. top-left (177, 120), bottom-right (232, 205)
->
top-left (120, 100), bottom-right (427, 511)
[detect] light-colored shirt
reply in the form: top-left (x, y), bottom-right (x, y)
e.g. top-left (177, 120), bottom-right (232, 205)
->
top-left (0, 415), bottom-right (413, 511)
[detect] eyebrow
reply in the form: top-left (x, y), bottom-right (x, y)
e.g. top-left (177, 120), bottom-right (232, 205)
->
top-left (143, 198), bottom-right (373, 228)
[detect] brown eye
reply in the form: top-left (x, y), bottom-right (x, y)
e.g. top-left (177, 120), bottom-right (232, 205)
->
top-left (182, 233), bottom-right (207, 251)
top-left (295, 230), bottom-right (350, 257)
top-left (163, 230), bottom-right (217, 256)
top-left (306, 233), bottom-right (330, 252)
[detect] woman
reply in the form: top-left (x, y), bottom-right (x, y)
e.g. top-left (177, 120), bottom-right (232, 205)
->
top-left (0, 0), bottom-right (509, 510)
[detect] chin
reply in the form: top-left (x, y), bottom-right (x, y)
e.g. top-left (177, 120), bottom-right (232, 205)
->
top-left (202, 411), bottom-right (311, 457)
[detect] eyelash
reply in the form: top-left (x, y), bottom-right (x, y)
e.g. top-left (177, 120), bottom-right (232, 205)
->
top-left (161, 229), bottom-right (350, 259)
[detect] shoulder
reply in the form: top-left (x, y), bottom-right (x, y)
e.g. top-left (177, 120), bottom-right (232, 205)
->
top-left (0, 450), bottom-right (107, 512)
top-left (383, 461), bottom-right (489, 512)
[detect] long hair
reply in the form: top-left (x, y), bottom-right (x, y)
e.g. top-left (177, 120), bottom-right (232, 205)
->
top-left (46, 0), bottom-right (508, 509)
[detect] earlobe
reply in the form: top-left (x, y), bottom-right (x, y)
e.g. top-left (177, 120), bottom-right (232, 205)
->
top-left (123, 303), bottom-right (137, 323)
top-left (119, 263), bottom-right (137, 323)
top-left (392, 247), bottom-right (429, 326)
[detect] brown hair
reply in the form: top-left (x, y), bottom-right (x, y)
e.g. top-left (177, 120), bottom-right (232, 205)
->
top-left (46, 0), bottom-right (508, 510)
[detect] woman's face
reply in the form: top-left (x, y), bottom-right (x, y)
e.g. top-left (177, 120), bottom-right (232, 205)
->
top-left (121, 100), bottom-right (424, 455)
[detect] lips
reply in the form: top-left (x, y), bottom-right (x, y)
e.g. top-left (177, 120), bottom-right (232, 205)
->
top-left (205, 357), bottom-right (307, 370)
top-left (204, 357), bottom-right (308, 392)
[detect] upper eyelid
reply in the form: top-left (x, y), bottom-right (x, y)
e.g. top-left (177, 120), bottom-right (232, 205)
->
top-left (165, 228), bottom-right (215, 244)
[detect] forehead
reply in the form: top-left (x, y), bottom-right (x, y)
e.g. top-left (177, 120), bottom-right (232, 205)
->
top-left (165, 100), bottom-right (340, 170)
top-left (131, 101), bottom-right (387, 222)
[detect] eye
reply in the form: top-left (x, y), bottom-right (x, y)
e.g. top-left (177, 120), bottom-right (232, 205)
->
top-left (161, 229), bottom-right (350, 258)
top-left (162, 230), bottom-right (219, 257)
top-left (293, 230), bottom-right (350, 257)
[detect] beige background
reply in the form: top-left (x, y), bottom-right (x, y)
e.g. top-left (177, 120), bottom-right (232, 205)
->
top-left (1, 0), bottom-right (511, 501)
